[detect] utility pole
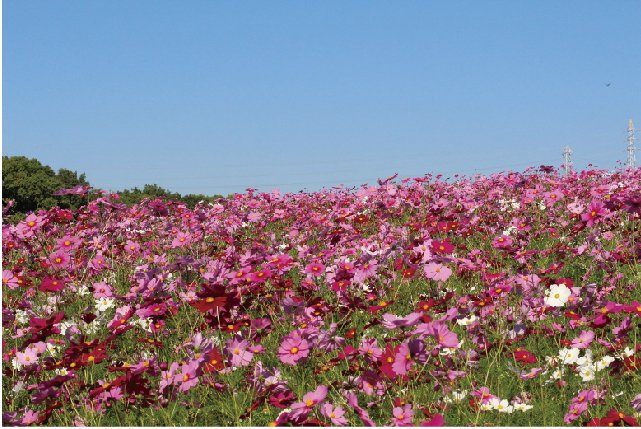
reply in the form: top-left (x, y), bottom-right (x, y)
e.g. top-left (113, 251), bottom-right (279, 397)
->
top-left (627, 119), bottom-right (636, 168)
top-left (562, 146), bottom-right (573, 175)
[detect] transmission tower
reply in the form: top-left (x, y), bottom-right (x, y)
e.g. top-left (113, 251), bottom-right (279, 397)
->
top-left (562, 146), bottom-right (573, 175)
top-left (627, 119), bottom-right (636, 168)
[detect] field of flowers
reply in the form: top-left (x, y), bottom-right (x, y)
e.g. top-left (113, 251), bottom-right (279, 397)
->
top-left (2, 167), bottom-right (641, 426)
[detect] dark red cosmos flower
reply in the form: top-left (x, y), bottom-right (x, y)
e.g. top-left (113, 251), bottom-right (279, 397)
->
top-left (39, 277), bottom-right (66, 293)
top-left (190, 285), bottom-right (239, 314)
top-left (621, 195), bottom-right (641, 216)
top-left (431, 239), bottom-right (454, 255)
top-left (586, 409), bottom-right (638, 426)
top-left (202, 349), bottom-right (225, 372)
top-left (622, 355), bottom-right (641, 372)
top-left (269, 389), bottom-right (295, 409)
top-left (24, 312), bottom-right (65, 347)
top-left (367, 300), bottom-right (393, 313)
top-left (380, 344), bottom-right (400, 379)
top-left (331, 279), bottom-right (350, 292)
top-left (512, 347), bottom-right (537, 364)
top-left (416, 300), bottom-right (438, 313)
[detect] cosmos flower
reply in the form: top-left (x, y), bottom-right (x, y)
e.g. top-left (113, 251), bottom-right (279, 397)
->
top-left (321, 403), bottom-right (348, 426)
top-left (226, 338), bottom-right (254, 368)
top-left (278, 333), bottom-right (310, 365)
top-left (423, 263), bottom-right (452, 282)
top-left (544, 283), bottom-right (572, 307)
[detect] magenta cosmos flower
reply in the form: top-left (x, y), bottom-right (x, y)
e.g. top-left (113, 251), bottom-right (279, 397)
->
top-left (304, 261), bottom-right (325, 277)
top-left (278, 333), bottom-right (310, 365)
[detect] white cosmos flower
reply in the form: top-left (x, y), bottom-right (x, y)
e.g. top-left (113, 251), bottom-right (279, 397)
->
top-left (513, 403), bottom-right (533, 412)
top-left (494, 399), bottom-right (513, 413)
top-left (95, 297), bottom-right (115, 313)
top-left (579, 365), bottom-right (596, 381)
top-left (15, 310), bottom-right (29, 324)
top-left (559, 348), bottom-right (580, 365)
top-left (596, 355), bottom-right (615, 371)
top-left (457, 314), bottom-right (477, 326)
top-left (544, 284), bottom-right (572, 307)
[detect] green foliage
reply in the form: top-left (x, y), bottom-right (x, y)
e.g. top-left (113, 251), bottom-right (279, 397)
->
top-left (114, 184), bottom-right (223, 208)
top-left (2, 156), bottom-right (88, 213)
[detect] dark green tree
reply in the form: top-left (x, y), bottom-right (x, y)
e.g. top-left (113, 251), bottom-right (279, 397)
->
top-left (2, 156), bottom-right (61, 212)
top-left (2, 156), bottom-right (90, 213)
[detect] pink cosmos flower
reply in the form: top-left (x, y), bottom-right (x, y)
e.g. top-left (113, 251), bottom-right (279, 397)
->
top-left (321, 403), bottom-right (348, 426)
top-left (581, 201), bottom-right (607, 226)
top-left (391, 404), bottom-right (414, 426)
top-left (249, 268), bottom-right (272, 283)
top-left (56, 235), bottom-right (81, 252)
top-left (171, 231), bottom-right (191, 248)
top-left (570, 330), bottom-right (595, 349)
top-left (226, 338), bottom-right (253, 367)
top-left (49, 250), bottom-right (71, 269)
top-left (124, 240), bottom-right (141, 254)
top-left (291, 385), bottom-right (328, 419)
top-left (423, 263), bottom-right (452, 282)
top-left (358, 338), bottom-right (382, 361)
top-left (89, 253), bottom-right (107, 271)
top-left (20, 410), bottom-right (40, 425)
top-left (382, 312), bottom-right (422, 329)
top-left (300, 385), bottom-right (328, 407)
top-left (92, 281), bottom-right (113, 298)
top-left (471, 387), bottom-right (496, 404)
top-left (304, 261), bottom-right (325, 277)
top-left (160, 362), bottom-right (180, 392)
top-left (175, 361), bottom-right (200, 392)
top-left (278, 333), bottom-right (310, 365)
top-left (492, 235), bottom-right (513, 249)
top-left (392, 341), bottom-right (413, 375)
top-left (2, 270), bottom-right (19, 289)
top-left (429, 323), bottom-right (459, 348)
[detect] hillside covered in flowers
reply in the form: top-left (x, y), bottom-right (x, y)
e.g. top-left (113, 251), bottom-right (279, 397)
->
top-left (3, 167), bottom-right (641, 426)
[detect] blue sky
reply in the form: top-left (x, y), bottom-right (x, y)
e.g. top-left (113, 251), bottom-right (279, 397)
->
top-left (4, 1), bottom-right (641, 195)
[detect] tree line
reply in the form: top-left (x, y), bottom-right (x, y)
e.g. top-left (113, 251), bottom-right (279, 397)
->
top-left (2, 156), bottom-right (224, 216)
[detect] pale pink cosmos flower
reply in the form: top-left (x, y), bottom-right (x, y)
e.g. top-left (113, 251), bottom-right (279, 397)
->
top-left (92, 281), bottom-right (113, 298)
top-left (570, 330), bottom-right (595, 349)
top-left (15, 348), bottom-right (38, 367)
top-left (321, 403), bottom-right (348, 426)
top-left (359, 338), bottom-right (382, 361)
top-left (391, 404), bottom-right (414, 426)
top-left (423, 263), bottom-right (452, 282)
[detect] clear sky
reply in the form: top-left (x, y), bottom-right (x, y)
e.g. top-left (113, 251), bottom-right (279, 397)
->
top-left (4, 1), bottom-right (641, 195)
